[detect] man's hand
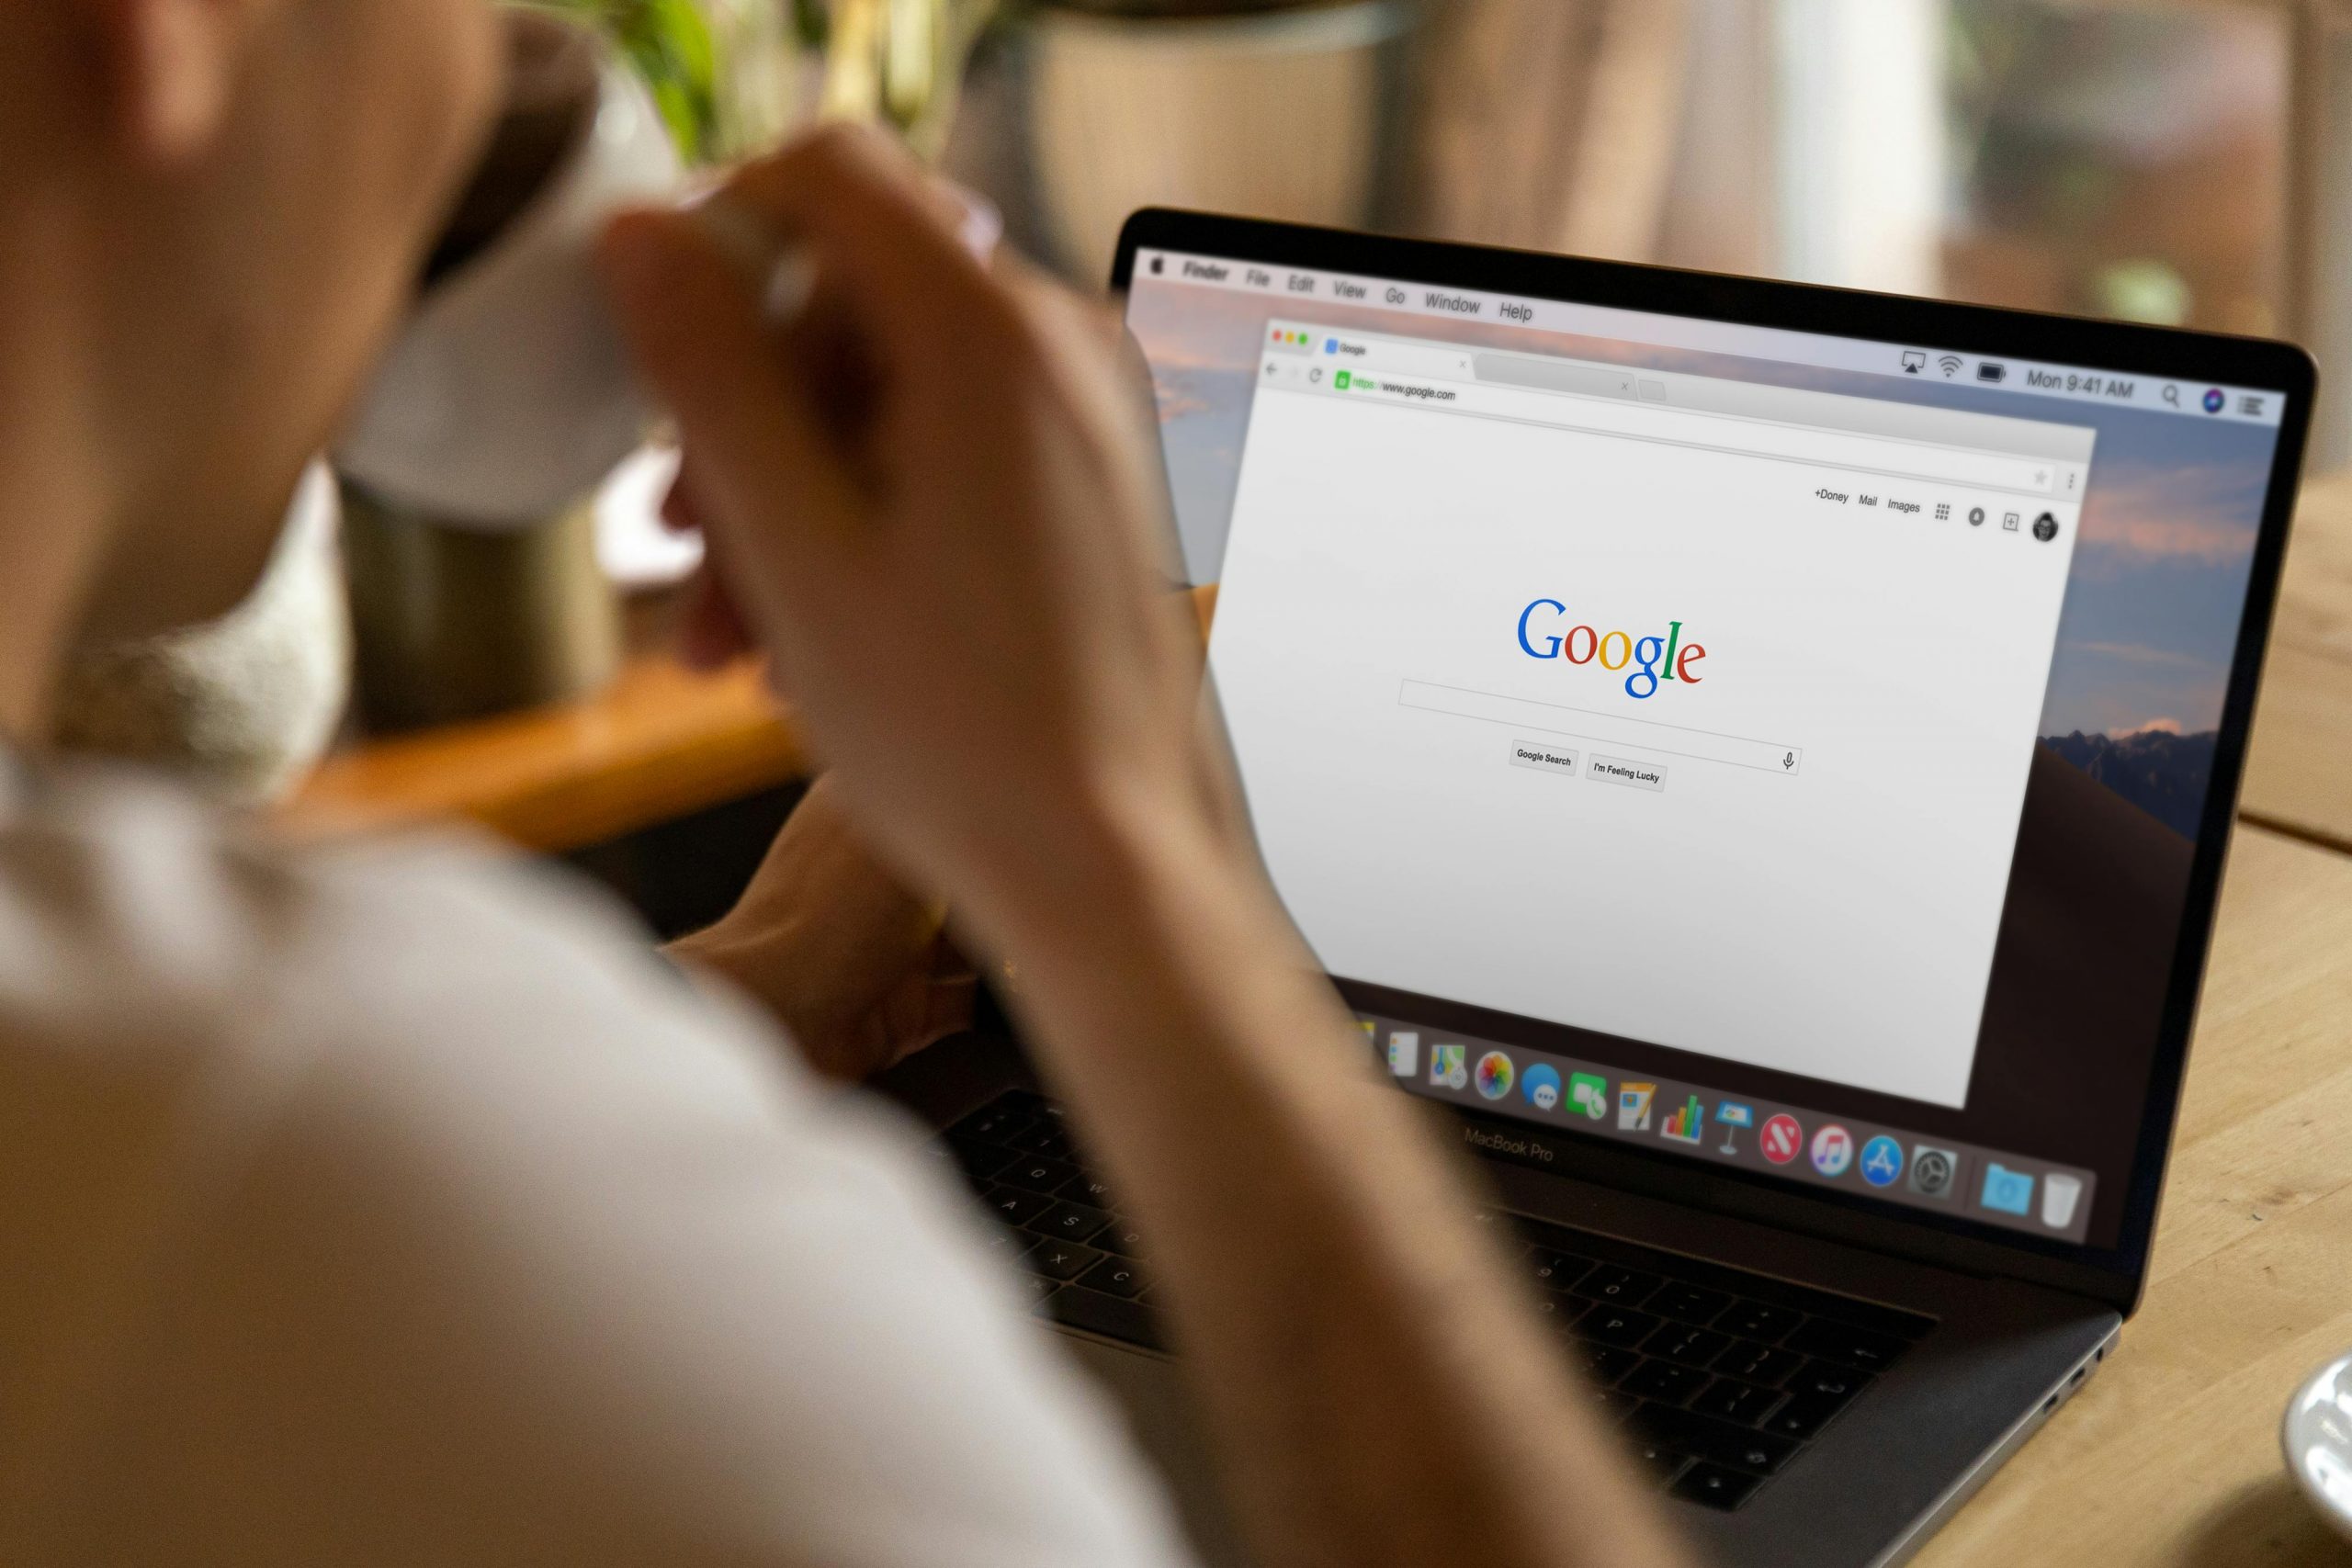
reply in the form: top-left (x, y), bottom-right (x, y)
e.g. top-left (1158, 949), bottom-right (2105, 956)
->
top-left (597, 128), bottom-right (1211, 942)
top-left (601, 125), bottom-right (1689, 1568)
top-left (666, 776), bottom-right (974, 1082)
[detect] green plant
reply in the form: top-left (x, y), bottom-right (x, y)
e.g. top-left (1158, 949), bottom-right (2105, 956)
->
top-left (526, 0), bottom-right (722, 160)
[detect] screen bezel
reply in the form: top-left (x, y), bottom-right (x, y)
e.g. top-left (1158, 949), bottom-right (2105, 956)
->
top-left (1114, 207), bottom-right (2316, 1315)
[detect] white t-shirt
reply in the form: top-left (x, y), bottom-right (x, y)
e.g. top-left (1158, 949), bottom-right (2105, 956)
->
top-left (0, 760), bottom-right (1194, 1567)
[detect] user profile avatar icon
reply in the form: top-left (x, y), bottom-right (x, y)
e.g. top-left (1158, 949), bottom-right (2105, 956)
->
top-left (2033, 512), bottom-right (2060, 543)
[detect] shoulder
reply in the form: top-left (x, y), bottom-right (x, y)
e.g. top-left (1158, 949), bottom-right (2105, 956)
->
top-left (0, 765), bottom-right (1192, 1565)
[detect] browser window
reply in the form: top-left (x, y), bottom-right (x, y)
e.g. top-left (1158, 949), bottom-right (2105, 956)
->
top-left (1126, 244), bottom-right (2292, 1247)
top-left (1219, 321), bottom-right (2091, 1108)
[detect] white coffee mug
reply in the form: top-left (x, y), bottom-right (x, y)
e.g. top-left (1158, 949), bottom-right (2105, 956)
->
top-left (334, 22), bottom-right (684, 532)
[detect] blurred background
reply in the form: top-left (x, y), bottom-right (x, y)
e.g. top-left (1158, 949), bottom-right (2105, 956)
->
top-left (622, 0), bottom-right (2345, 464)
top-left (78, 0), bottom-right (2352, 931)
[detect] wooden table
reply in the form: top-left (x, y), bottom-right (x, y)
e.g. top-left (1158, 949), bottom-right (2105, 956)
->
top-left (1914, 823), bottom-right (2352, 1565)
top-left (2242, 469), bottom-right (2352, 855)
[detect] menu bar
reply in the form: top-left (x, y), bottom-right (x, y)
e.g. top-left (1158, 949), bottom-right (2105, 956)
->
top-left (1355, 1015), bottom-right (2096, 1242)
top-left (1137, 248), bottom-right (2287, 430)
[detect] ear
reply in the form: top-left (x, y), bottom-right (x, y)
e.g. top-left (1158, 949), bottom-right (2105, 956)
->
top-left (84, 0), bottom-right (265, 165)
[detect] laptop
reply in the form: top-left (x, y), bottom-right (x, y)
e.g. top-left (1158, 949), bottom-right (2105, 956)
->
top-left (879, 211), bottom-right (2316, 1566)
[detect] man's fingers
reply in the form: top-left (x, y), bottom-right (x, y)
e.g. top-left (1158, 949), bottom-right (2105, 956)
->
top-left (718, 126), bottom-right (1015, 360)
top-left (598, 206), bottom-right (864, 568)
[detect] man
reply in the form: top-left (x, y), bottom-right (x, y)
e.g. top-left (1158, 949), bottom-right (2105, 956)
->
top-left (0, 4), bottom-right (1687, 1566)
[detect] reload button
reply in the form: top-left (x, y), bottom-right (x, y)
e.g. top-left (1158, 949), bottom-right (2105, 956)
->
top-left (1509, 739), bottom-right (1580, 776)
top-left (1588, 753), bottom-right (1668, 792)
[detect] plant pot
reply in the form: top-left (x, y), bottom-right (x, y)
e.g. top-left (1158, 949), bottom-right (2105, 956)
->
top-left (1018, 0), bottom-right (1413, 283)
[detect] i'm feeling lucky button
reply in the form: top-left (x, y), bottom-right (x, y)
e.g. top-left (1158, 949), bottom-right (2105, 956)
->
top-left (1588, 753), bottom-right (1667, 792)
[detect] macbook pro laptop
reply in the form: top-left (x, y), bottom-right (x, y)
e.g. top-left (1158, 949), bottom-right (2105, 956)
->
top-left (882, 212), bottom-right (2315, 1566)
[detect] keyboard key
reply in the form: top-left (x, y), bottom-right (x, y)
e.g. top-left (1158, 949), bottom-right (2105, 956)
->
top-left (948, 1103), bottom-right (1035, 1145)
top-left (980, 1185), bottom-right (1056, 1227)
top-left (1580, 1307), bottom-right (1663, 1348)
top-left (1000, 1156), bottom-right (1081, 1196)
top-left (1574, 1344), bottom-right (1643, 1384)
top-left (1786, 1317), bottom-right (1909, 1373)
top-left (1009, 1123), bottom-right (1075, 1159)
top-left (1043, 1284), bottom-right (1166, 1352)
top-left (1713, 1339), bottom-right (1805, 1385)
top-left (1060, 1170), bottom-right (1118, 1208)
top-left (1575, 1265), bottom-right (1664, 1307)
top-left (947, 1137), bottom-right (1017, 1181)
top-left (1591, 1386), bottom-right (1638, 1417)
top-left (1672, 1462), bottom-right (1762, 1511)
top-left (1096, 1220), bottom-right (1149, 1259)
top-left (1629, 1405), bottom-right (1799, 1475)
top-left (1715, 1299), bottom-right (1804, 1342)
top-left (1762, 1393), bottom-right (1847, 1440)
top-left (1645, 1324), bottom-right (1733, 1367)
top-left (1526, 1248), bottom-right (1595, 1291)
top-left (1620, 1359), bottom-right (1711, 1406)
top-left (1628, 1440), bottom-right (1690, 1485)
top-left (1690, 1379), bottom-right (1784, 1427)
top-left (1029, 1201), bottom-right (1113, 1243)
top-left (1023, 1239), bottom-right (1104, 1281)
top-left (1532, 1290), bottom-right (1590, 1328)
top-left (1080, 1257), bottom-right (1148, 1298)
top-left (1786, 1360), bottom-right (1871, 1409)
top-left (1649, 1283), bottom-right (1734, 1325)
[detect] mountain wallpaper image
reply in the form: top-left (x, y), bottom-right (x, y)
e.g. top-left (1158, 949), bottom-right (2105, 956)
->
top-left (2038, 729), bottom-right (2216, 840)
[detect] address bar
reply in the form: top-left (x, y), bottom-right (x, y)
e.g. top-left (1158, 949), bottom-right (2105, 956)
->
top-left (1333, 362), bottom-right (2057, 496)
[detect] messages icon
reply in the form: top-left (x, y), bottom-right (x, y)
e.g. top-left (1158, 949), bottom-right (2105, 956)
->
top-left (1568, 1072), bottom-right (1609, 1121)
top-left (1980, 1163), bottom-right (2035, 1216)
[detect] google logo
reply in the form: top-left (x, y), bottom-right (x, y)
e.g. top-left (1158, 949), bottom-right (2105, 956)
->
top-left (1516, 600), bottom-right (1707, 700)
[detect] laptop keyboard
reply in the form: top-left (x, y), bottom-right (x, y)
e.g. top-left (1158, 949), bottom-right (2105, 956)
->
top-left (932, 1089), bottom-right (1934, 1512)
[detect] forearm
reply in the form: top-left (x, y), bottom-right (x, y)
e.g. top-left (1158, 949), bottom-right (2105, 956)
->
top-left (974, 807), bottom-right (1690, 1568)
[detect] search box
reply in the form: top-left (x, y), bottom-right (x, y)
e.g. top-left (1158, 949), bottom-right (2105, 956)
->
top-left (1400, 680), bottom-right (1804, 776)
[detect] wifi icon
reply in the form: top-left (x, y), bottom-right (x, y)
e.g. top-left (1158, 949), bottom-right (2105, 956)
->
top-left (1938, 355), bottom-right (1963, 378)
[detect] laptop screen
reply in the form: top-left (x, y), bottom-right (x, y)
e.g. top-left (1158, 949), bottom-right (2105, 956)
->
top-left (1124, 238), bottom-right (2293, 1253)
